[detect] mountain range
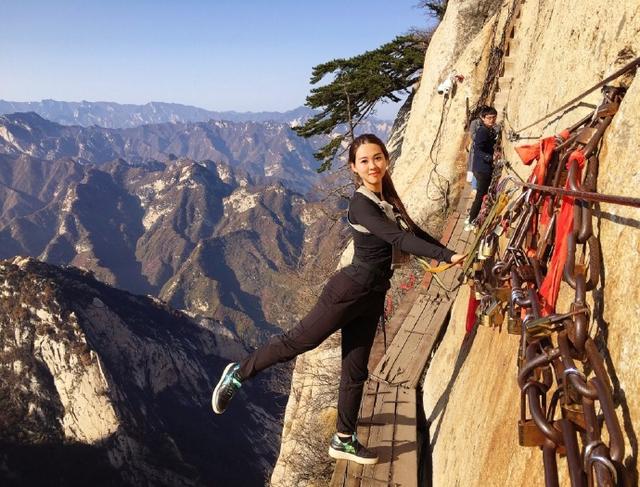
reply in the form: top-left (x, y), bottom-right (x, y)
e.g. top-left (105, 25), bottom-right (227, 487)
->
top-left (0, 99), bottom-right (392, 132)
top-left (0, 111), bottom-right (389, 195)
top-left (0, 109), bottom-right (360, 340)
top-left (0, 104), bottom-right (370, 484)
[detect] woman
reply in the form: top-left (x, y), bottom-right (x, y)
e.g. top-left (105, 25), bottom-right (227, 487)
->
top-left (212, 134), bottom-right (464, 465)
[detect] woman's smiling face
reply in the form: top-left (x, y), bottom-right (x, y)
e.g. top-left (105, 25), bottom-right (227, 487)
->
top-left (351, 142), bottom-right (388, 192)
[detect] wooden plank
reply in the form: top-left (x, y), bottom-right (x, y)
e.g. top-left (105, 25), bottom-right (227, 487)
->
top-left (379, 296), bottom-right (441, 383)
top-left (385, 299), bottom-right (444, 386)
top-left (406, 297), bottom-right (455, 389)
top-left (371, 294), bottom-right (434, 382)
top-left (387, 298), bottom-right (449, 388)
top-left (330, 460), bottom-right (348, 487)
top-left (391, 388), bottom-right (418, 487)
top-left (374, 296), bottom-right (439, 384)
top-left (361, 384), bottom-right (399, 486)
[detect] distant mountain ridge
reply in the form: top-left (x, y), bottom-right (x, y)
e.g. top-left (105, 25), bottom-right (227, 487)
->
top-left (0, 99), bottom-right (392, 129)
top-left (0, 111), bottom-right (391, 194)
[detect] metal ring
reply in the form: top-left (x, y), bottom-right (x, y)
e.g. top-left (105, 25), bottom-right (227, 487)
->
top-left (587, 454), bottom-right (618, 485)
top-left (583, 440), bottom-right (605, 472)
top-left (562, 367), bottom-right (587, 382)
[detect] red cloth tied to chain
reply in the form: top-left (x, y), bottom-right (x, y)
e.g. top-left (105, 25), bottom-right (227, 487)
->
top-left (515, 130), bottom-right (567, 183)
top-left (515, 130), bottom-right (570, 226)
top-left (538, 149), bottom-right (585, 315)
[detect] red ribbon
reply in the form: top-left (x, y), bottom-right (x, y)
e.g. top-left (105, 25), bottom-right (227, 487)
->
top-left (539, 149), bottom-right (585, 314)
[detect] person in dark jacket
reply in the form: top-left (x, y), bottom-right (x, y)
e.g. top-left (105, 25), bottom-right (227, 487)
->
top-left (465, 106), bottom-right (499, 231)
top-left (211, 134), bottom-right (464, 465)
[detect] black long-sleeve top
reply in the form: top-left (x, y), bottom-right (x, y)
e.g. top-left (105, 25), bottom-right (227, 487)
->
top-left (471, 124), bottom-right (496, 174)
top-left (347, 191), bottom-right (455, 268)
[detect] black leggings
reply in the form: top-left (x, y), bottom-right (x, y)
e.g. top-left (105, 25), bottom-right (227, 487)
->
top-left (468, 170), bottom-right (492, 221)
top-left (239, 270), bottom-right (385, 434)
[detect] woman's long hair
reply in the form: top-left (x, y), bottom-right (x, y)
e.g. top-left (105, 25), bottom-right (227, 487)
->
top-left (348, 134), bottom-right (431, 240)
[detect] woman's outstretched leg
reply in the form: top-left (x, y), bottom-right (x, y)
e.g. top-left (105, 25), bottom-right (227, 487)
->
top-left (212, 272), bottom-right (370, 414)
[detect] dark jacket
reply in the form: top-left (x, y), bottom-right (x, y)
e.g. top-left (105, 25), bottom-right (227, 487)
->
top-left (471, 124), bottom-right (497, 174)
top-left (344, 191), bottom-right (455, 291)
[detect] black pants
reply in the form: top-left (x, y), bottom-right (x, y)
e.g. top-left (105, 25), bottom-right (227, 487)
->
top-left (239, 270), bottom-right (385, 434)
top-left (468, 170), bottom-right (492, 221)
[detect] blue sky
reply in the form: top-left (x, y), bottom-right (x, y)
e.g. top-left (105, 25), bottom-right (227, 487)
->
top-left (1, 1), bottom-right (434, 119)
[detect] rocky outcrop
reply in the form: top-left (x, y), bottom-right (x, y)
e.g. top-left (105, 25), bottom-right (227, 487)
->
top-left (0, 257), bottom-right (285, 486)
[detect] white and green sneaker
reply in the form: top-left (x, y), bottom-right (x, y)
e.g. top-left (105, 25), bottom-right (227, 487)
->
top-left (328, 433), bottom-right (378, 465)
top-left (212, 362), bottom-right (242, 414)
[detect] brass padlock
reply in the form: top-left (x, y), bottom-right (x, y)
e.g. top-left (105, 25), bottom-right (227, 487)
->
top-left (519, 419), bottom-right (567, 454)
top-left (480, 300), bottom-right (504, 327)
top-left (482, 235), bottom-right (497, 259)
top-left (507, 314), bottom-right (522, 335)
top-left (518, 419), bottom-right (547, 447)
top-left (477, 239), bottom-right (487, 261)
top-left (480, 312), bottom-right (491, 327)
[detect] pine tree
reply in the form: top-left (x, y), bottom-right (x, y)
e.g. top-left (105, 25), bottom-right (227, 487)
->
top-left (418, 0), bottom-right (448, 20)
top-left (294, 34), bottom-right (428, 172)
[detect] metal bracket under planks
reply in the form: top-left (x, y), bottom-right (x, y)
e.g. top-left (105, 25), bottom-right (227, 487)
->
top-left (330, 189), bottom-right (475, 487)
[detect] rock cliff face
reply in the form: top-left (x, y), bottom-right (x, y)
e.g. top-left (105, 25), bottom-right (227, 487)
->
top-left (272, 1), bottom-right (640, 485)
top-left (0, 257), bottom-right (284, 486)
top-left (407, 1), bottom-right (640, 486)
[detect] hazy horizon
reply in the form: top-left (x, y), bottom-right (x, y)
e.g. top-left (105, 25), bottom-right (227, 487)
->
top-left (2, 1), bottom-right (435, 120)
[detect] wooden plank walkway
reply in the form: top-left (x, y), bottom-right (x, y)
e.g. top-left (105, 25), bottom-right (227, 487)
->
top-left (330, 190), bottom-right (475, 487)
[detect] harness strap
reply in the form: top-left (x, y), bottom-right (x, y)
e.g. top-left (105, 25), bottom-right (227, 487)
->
top-left (348, 186), bottom-right (397, 233)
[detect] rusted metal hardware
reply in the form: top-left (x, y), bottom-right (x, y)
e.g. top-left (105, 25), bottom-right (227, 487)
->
top-left (466, 87), bottom-right (628, 486)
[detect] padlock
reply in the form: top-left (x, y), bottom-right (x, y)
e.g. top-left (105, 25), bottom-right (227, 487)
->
top-left (518, 419), bottom-right (566, 453)
top-left (481, 312), bottom-right (492, 327)
top-left (480, 300), bottom-right (504, 327)
top-left (481, 235), bottom-right (497, 259)
top-left (518, 419), bottom-right (547, 447)
top-left (507, 314), bottom-right (522, 335)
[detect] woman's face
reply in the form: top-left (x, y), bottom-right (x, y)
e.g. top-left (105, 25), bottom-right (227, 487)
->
top-left (351, 143), bottom-right (388, 192)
